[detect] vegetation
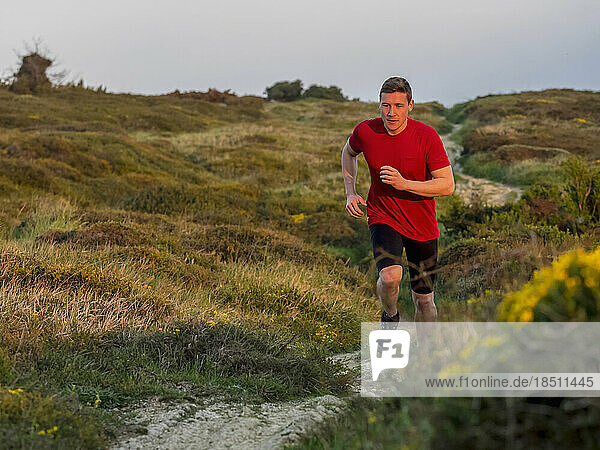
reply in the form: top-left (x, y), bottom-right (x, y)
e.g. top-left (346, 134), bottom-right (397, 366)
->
top-left (291, 395), bottom-right (600, 449)
top-left (291, 89), bottom-right (600, 449)
top-left (9, 53), bottom-right (53, 95)
top-left (265, 79), bottom-right (304, 101)
top-left (1, 69), bottom-right (598, 447)
top-left (303, 85), bottom-right (347, 101)
top-left (265, 80), bottom-right (348, 102)
top-left (292, 244), bottom-right (600, 450)
top-left (498, 246), bottom-right (600, 321)
top-left (447, 89), bottom-right (600, 188)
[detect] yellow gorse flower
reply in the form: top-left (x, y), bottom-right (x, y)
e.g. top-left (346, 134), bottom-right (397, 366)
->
top-left (497, 247), bottom-right (600, 321)
top-left (37, 426), bottom-right (59, 436)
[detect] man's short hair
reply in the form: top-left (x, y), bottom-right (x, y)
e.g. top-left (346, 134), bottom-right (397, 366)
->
top-left (379, 77), bottom-right (412, 103)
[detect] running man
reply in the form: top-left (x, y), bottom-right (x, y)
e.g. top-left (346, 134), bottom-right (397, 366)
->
top-left (341, 77), bottom-right (454, 326)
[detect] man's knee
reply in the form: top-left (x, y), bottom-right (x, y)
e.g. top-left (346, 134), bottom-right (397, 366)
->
top-left (378, 265), bottom-right (403, 286)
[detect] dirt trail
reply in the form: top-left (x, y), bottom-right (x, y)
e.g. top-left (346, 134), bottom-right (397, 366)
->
top-left (443, 124), bottom-right (522, 206)
top-left (111, 352), bottom-right (361, 450)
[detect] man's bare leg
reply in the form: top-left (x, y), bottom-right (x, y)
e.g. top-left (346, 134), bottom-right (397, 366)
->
top-left (412, 290), bottom-right (437, 322)
top-left (376, 265), bottom-right (403, 317)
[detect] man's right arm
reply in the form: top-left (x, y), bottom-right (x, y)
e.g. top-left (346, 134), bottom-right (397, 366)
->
top-left (341, 139), bottom-right (366, 219)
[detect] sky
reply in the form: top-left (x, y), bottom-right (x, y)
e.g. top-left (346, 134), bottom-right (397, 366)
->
top-left (1, 0), bottom-right (599, 106)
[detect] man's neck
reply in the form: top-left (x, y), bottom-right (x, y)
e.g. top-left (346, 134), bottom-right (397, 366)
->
top-left (384, 118), bottom-right (409, 136)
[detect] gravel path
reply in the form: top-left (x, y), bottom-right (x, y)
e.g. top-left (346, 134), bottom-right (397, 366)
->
top-left (111, 352), bottom-right (361, 450)
top-left (443, 124), bottom-right (522, 206)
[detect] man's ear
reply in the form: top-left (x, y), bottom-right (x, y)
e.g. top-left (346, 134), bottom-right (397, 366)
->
top-left (408, 99), bottom-right (415, 111)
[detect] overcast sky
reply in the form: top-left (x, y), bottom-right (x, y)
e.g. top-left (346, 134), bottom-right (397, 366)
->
top-left (1, 0), bottom-right (599, 106)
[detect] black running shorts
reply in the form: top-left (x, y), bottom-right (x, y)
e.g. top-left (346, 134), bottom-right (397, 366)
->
top-left (369, 223), bottom-right (438, 294)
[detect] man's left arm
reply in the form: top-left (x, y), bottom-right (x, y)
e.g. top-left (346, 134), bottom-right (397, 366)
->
top-left (379, 165), bottom-right (455, 197)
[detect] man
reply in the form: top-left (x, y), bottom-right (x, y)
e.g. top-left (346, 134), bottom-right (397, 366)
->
top-left (341, 77), bottom-right (454, 327)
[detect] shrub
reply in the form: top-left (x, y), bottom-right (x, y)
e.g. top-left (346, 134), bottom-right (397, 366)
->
top-left (497, 247), bottom-right (600, 321)
top-left (512, 184), bottom-right (573, 230)
top-left (438, 238), bottom-right (489, 268)
top-left (438, 195), bottom-right (498, 236)
top-left (0, 388), bottom-right (105, 448)
top-left (9, 53), bottom-right (53, 95)
top-left (462, 129), bottom-right (511, 155)
top-left (562, 155), bottom-right (600, 222)
top-left (265, 80), bottom-right (303, 102)
top-left (302, 84), bottom-right (346, 101)
top-left (168, 89), bottom-right (263, 112)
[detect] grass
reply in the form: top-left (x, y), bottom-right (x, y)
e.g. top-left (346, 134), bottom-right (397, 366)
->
top-left (447, 89), bottom-right (600, 189)
top-left (458, 152), bottom-right (568, 187)
top-left (289, 396), bottom-right (600, 449)
top-left (8, 325), bottom-right (353, 407)
top-left (0, 83), bottom-right (598, 447)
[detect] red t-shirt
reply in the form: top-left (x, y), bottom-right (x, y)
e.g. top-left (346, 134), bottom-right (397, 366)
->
top-left (348, 117), bottom-right (451, 241)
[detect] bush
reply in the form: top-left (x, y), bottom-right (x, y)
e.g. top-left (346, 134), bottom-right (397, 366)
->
top-left (0, 388), bottom-right (105, 449)
top-left (438, 195), bottom-right (498, 236)
top-left (264, 80), bottom-right (303, 102)
top-left (562, 155), bottom-right (600, 223)
top-left (497, 247), bottom-right (600, 321)
top-left (512, 184), bottom-right (574, 230)
top-left (438, 238), bottom-right (489, 268)
top-left (9, 53), bottom-right (53, 95)
top-left (302, 84), bottom-right (346, 101)
top-left (462, 129), bottom-right (510, 155)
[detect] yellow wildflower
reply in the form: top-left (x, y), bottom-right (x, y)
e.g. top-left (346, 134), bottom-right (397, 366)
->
top-left (289, 213), bottom-right (305, 223)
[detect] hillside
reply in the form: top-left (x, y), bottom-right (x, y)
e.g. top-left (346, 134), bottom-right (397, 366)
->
top-left (447, 89), bottom-right (600, 187)
top-left (0, 85), bottom-right (598, 448)
top-left (0, 85), bottom-right (453, 446)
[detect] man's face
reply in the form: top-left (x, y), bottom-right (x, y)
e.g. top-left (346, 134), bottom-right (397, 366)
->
top-left (379, 92), bottom-right (414, 134)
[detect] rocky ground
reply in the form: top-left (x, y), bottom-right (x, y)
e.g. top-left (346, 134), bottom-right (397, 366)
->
top-left (111, 352), bottom-right (361, 450)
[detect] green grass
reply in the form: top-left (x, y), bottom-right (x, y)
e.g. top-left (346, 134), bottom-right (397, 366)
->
top-left (0, 84), bottom-right (598, 447)
top-left (458, 152), bottom-right (568, 187)
top-left (289, 396), bottom-right (600, 449)
top-left (7, 325), bottom-right (353, 407)
top-left (447, 89), bottom-right (600, 190)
